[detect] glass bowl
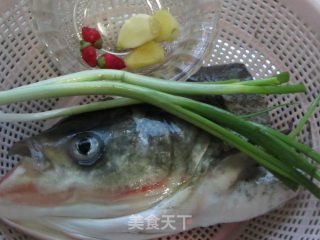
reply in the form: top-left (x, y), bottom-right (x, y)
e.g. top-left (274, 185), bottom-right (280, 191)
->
top-left (31, 0), bottom-right (222, 81)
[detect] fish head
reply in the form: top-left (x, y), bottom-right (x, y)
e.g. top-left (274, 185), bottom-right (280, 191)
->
top-left (0, 108), bottom-right (209, 211)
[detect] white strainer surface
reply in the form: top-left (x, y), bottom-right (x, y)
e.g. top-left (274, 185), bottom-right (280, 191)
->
top-left (0, 0), bottom-right (320, 239)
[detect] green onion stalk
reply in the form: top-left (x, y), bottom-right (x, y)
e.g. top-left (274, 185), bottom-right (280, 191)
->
top-left (290, 95), bottom-right (320, 138)
top-left (8, 70), bottom-right (300, 94)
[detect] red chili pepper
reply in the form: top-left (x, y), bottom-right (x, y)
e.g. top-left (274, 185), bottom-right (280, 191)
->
top-left (82, 27), bottom-right (103, 49)
top-left (80, 40), bottom-right (98, 67)
top-left (97, 53), bottom-right (126, 70)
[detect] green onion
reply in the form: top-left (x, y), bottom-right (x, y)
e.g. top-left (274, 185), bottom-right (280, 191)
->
top-left (240, 102), bottom-right (296, 119)
top-left (166, 96), bottom-right (320, 181)
top-left (0, 80), bottom-right (304, 106)
top-left (14, 70), bottom-right (288, 87)
top-left (253, 123), bottom-right (320, 164)
top-left (6, 70), bottom-right (303, 96)
top-left (235, 72), bottom-right (290, 86)
top-left (290, 94), bottom-right (320, 138)
top-left (0, 98), bottom-right (140, 122)
top-left (0, 70), bottom-right (320, 199)
top-left (195, 79), bottom-right (241, 84)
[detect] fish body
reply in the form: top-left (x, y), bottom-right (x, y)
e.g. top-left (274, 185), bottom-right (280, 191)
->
top-left (0, 64), bottom-right (295, 239)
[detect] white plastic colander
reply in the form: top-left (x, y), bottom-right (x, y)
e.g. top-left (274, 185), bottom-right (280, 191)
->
top-left (0, 0), bottom-right (320, 239)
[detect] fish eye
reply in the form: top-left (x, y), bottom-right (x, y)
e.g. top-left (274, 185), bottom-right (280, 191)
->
top-left (69, 132), bottom-right (104, 167)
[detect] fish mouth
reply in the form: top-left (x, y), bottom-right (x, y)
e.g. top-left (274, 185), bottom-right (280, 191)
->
top-left (0, 166), bottom-right (179, 220)
top-left (0, 162), bottom-right (172, 207)
top-left (0, 168), bottom-right (15, 186)
top-left (0, 167), bottom-right (173, 220)
top-left (0, 164), bottom-right (73, 206)
top-left (0, 140), bottom-right (72, 206)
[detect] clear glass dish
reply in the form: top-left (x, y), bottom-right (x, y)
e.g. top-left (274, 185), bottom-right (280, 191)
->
top-left (31, 0), bottom-right (221, 81)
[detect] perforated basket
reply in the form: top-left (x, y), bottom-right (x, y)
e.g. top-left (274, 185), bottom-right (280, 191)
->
top-left (1, 0), bottom-right (320, 239)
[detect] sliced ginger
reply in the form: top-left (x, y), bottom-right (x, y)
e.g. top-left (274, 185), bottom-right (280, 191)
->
top-left (154, 9), bottom-right (181, 42)
top-left (117, 14), bottom-right (160, 50)
top-left (125, 41), bottom-right (165, 70)
top-left (118, 10), bottom-right (180, 70)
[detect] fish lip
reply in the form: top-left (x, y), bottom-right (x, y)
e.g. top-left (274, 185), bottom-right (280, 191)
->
top-left (0, 182), bottom-right (37, 196)
top-left (0, 168), bottom-right (15, 186)
top-left (0, 165), bottom-right (33, 196)
top-left (0, 171), bottom-right (73, 206)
